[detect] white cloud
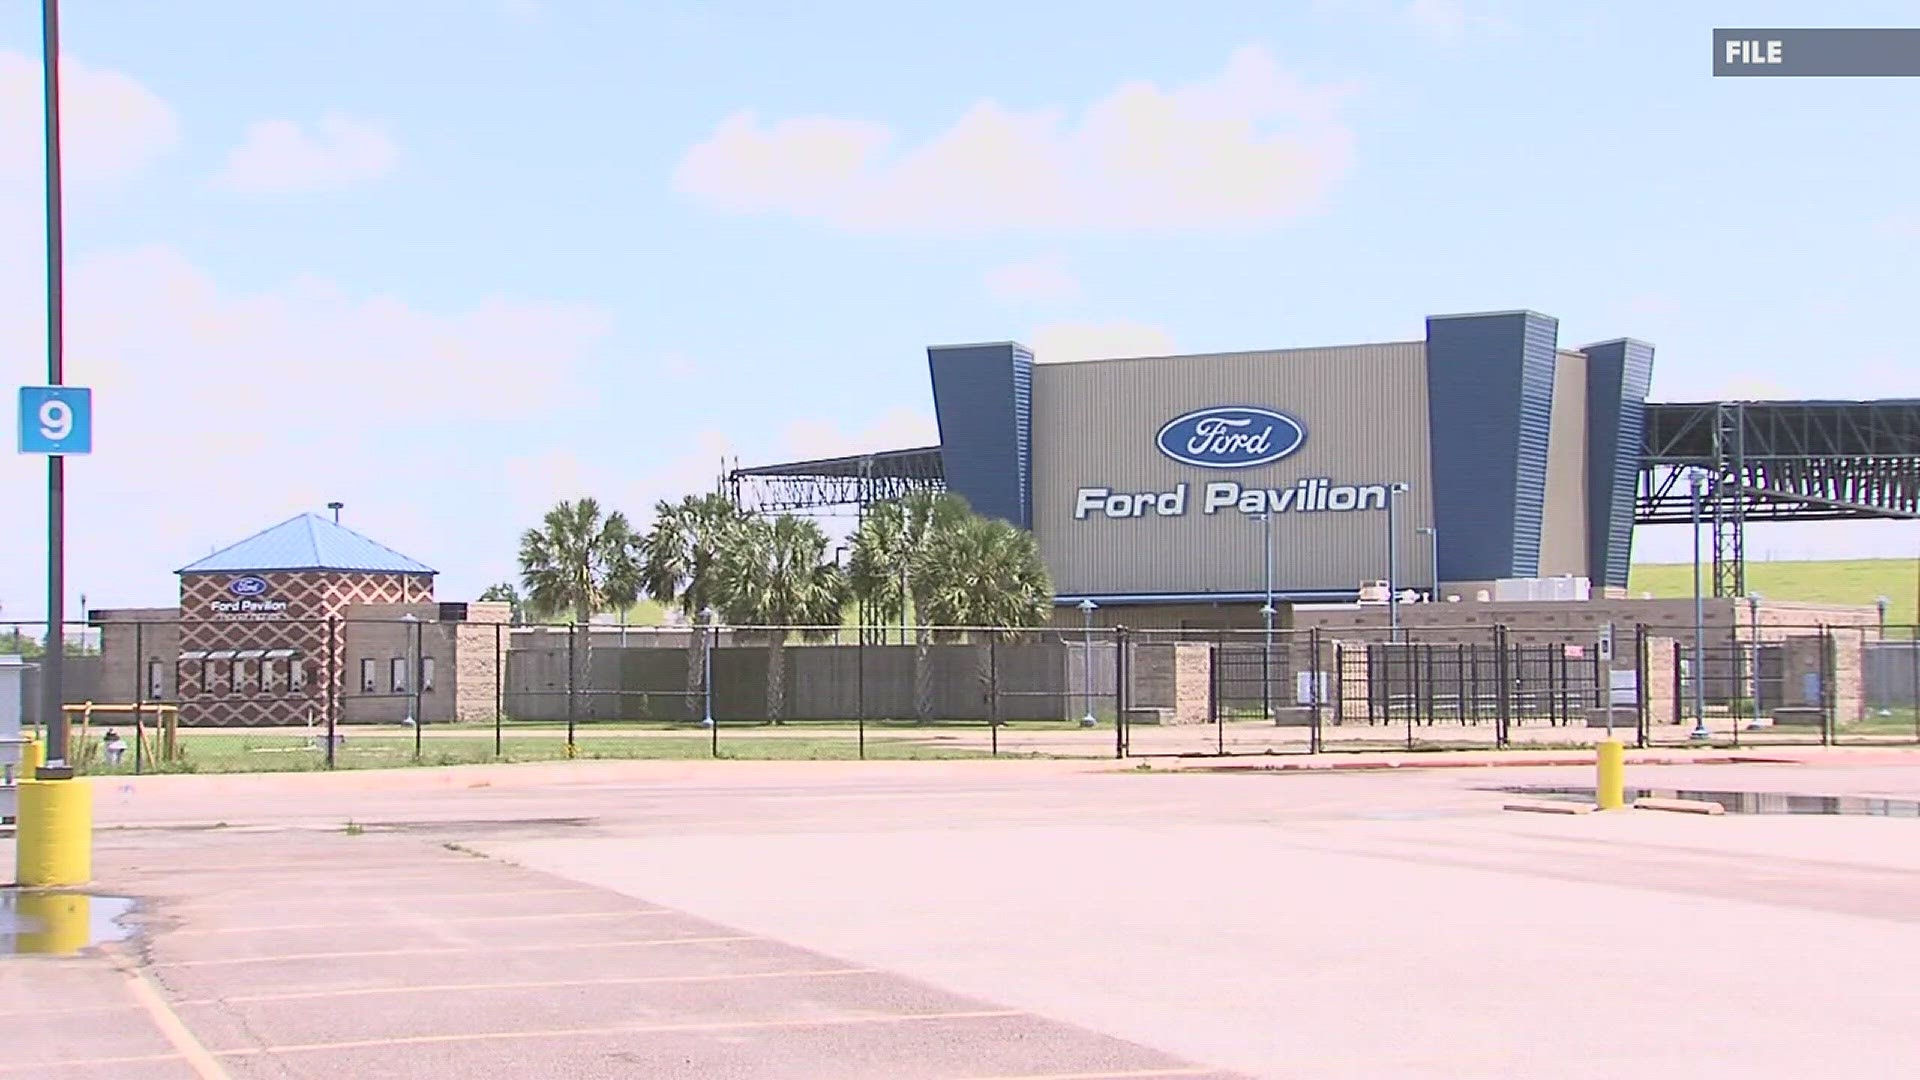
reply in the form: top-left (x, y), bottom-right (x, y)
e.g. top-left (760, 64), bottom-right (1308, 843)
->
top-left (1312, 0), bottom-right (1508, 42)
top-left (674, 47), bottom-right (1354, 232)
top-left (1404, 0), bottom-right (1469, 40)
top-left (216, 115), bottom-right (398, 194)
top-left (0, 51), bottom-right (179, 186)
top-left (1881, 213), bottom-right (1920, 239)
top-left (983, 254), bottom-right (1080, 303)
top-left (1027, 321), bottom-right (1179, 364)
top-left (0, 241), bottom-right (612, 611)
top-left (781, 408), bottom-right (940, 461)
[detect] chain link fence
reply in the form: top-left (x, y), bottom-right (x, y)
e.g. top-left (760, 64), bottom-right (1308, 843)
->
top-left (4, 616), bottom-right (1916, 774)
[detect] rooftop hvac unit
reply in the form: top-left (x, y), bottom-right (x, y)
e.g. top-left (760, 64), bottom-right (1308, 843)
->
top-left (1494, 576), bottom-right (1593, 602)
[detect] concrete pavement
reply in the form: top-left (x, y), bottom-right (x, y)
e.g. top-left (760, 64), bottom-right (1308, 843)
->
top-left (6, 749), bottom-right (1920, 1077)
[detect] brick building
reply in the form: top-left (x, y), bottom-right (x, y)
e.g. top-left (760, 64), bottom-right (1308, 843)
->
top-left (91, 513), bottom-right (507, 728)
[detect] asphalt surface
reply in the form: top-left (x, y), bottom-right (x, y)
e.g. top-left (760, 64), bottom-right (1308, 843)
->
top-left (5, 750), bottom-right (1920, 1078)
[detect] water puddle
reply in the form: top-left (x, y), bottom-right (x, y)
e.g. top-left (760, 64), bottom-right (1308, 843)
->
top-left (1496, 786), bottom-right (1920, 817)
top-left (0, 892), bottom-right (137, 956)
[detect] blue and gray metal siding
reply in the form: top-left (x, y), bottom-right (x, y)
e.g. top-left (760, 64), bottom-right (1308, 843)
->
top-left (1581, 338), bottom-right (1656, 590)
top-left (926, 342), bottom-right (1034, 528)
top-left (929, 313), bottom-right (1651, 602)
top-left (1423, 311), bottom-right (1561, 584)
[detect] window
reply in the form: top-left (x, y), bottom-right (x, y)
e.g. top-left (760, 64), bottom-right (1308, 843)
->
top-left (361, 658), bottom-right (377, 694)
top-left (230, 660), bottom-right (243, 694)
top-left (420, 656), bottom-right (435, 693)
top-left (391, 657), bottom-right (409, 693)
top-left (290, 658), bottom-right (307, 691)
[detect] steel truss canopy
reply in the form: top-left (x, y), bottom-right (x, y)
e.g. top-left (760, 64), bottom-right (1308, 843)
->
top-left (1638, 399), bottom-right (1920, 522)
top-left (1637, 399), bottom-right (1920, 597)
top-left (725, 399), bottom-right (1920, 598)
top-left (727, 446), bottom-right (945, 513)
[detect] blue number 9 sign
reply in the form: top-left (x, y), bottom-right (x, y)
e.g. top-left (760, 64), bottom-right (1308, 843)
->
top-left (17, 386), bottom-right (93, 455)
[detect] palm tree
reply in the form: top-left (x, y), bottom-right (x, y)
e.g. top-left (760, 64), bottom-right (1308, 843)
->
top-left (847, 491), bottom-right (972, 721)
top-left (916, 516), bottom-right (1055, 719)
top-left (717, 514), bottom-right (845, 723)
top-left (639, 492), bottom-right (751, 718)
top-left (518, 499), bottom-right (643, 623)
top-left (519, 500), bottom-right (643, 721)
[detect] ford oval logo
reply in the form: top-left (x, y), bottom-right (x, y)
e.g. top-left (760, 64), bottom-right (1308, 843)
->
top-left (1155, 406), bottom-right (1306, 469)
top-left (229, 576), bottom-right (269, 598)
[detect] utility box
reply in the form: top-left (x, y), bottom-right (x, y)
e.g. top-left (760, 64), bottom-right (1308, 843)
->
top-left (1, 655), bottom-right (26, 824)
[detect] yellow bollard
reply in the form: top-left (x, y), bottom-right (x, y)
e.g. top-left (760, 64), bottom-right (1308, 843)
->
top-left (15, 779), bottom-right (93, 887)
top-left (20, 734), bottom-right (43, 777)
top-left (1596, 740), bottom-right (1625, 811)
top-left (11, 892), bottom-right (92, 955)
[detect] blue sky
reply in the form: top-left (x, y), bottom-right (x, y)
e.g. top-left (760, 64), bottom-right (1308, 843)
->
top-left (2, 0), bottom-right (1917, 618)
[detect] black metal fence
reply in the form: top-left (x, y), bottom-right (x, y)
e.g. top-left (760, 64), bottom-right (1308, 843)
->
top-left (3, 617), bottom-right (1917, 773)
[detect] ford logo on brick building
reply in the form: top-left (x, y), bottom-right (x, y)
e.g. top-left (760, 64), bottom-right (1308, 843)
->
top-left (1155, 407), bottom-right (1306, 469)
top-left (229, 576), bottom-right (270, 598)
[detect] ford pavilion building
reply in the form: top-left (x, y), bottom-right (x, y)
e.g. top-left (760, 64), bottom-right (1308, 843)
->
top-left (728, 309), bottom-right (1917, 634)
top-left (735, 310), bottom-right (1653, 628)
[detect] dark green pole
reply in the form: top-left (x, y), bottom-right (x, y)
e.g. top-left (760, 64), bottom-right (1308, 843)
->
top-left (39, 0), bottom-right (72, 777)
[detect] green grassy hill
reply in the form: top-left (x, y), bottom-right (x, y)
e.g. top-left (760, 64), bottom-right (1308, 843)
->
top-left (1628, 559), bottom-right (1915, 628)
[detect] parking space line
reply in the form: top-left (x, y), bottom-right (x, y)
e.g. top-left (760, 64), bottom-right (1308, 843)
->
top-left (174, 966), bottom-right (878, 1006)
top-left (158, 934), bottom-right (758, 968)
top-left (0, 1051), bottom-right (182, 1075)
top-left (954, 1071), bottom-right (1223, 1080)
top-left (103, 944), bottom-right (232, 1080)
top-left (212, 1009), bottom-right (1029, 1057)
top-left (165, 886), bottom-right (598, 909)
top-left (165, 908), bottom-right (675, 936)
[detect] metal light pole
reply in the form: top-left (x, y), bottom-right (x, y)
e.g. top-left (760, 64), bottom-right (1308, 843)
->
top-left (327, 501), bottom-right (343, 524)
top-left (1688, 468), bottom-right (1709, 739)
top-left (38, 0), bottom-right (70, 775)
top-left (701, 606), bottom-right (716, 729)
top-left (1078, 599), bottom-right (1097, 727)
top-left (1252, 510), bottom-right (1275, 723)
top-left (1385, 484), bottom-right (1409, 640)
top-left (399, 614), bottom-right (419, 727)
top-left (1747, 592), bottom-right (1763, 727)
top-left (1877, 595), bottom-right (1890, 638)
top-left (1417, 526), bottom-right (1439, 602)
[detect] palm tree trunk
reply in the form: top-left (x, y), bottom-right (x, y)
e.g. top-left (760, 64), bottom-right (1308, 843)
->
top-left (767, 630), bottom-right (788, 724)
top-left (975, 636), bottom-right (995, 724)
top-left (913, 625), bottom-right (932, 724)
top-left (685, 629), bottom-right (704, 720)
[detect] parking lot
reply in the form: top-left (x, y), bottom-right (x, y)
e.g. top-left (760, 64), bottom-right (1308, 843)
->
top-left (6, 750), bottom-right (1920, 1077)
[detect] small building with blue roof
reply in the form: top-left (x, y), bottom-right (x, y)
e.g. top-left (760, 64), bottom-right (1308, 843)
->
top-left (92, 511), bottom-right (508, 729)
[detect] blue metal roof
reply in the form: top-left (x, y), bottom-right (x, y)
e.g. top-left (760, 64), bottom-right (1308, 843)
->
top-left (178, 514), bottom-right (436, 575)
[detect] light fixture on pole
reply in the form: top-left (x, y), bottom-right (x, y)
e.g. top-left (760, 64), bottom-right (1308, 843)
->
top-left (1077, 599), bottom-right (1098, 727)
top-left (327, 501), bottom-right (343, 524)
top-left (1876, 595), bottom-right (1890, 638)
top-left (701, 606), bottom-right (717, 729)
top-left (1687, 467), bottom-right (1710, 740)
top-left (1385, 483), bottom-right (1409, 639)
top-left (1416, 526), bottom-right (1438, 602)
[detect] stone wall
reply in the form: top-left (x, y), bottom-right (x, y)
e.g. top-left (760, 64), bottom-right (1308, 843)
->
top-left (1125, 642), bottom-right (1211, 724)
top-left (1644, 635), bottom-right (1677, 725)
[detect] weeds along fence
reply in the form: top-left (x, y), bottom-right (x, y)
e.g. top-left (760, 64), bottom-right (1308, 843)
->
top-left (4, 617), bottom-right (1917, 773)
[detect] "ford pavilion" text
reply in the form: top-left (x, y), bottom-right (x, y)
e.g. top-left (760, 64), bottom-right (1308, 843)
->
top-left (1074, 479), bottom-right (1396, 520)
